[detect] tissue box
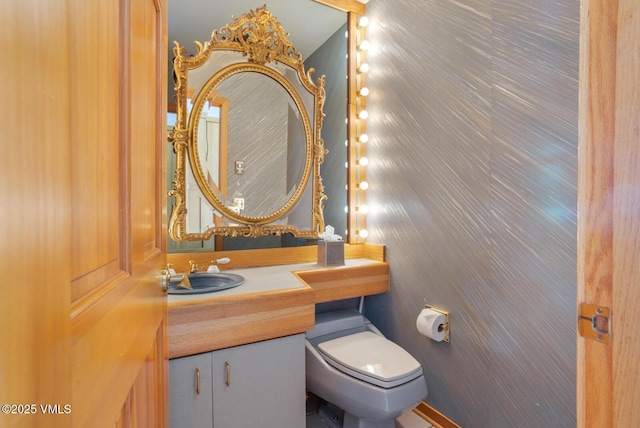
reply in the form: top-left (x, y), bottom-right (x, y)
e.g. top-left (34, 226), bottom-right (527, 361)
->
top-left (317, 240), bottom-right (345, 266)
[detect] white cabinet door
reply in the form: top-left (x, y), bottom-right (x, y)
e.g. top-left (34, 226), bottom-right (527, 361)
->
top-left (170, 352), bottom-right (214, 428)
top-left (212, 334), bottom-right (306, 428)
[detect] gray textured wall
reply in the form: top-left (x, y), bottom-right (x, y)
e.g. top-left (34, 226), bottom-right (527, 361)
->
top-left (362, 1), bottom-right (578, 426)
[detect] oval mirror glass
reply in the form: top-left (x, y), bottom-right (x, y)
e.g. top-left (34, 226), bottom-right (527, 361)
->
top-left (189, 65), bottom-right (312, 222)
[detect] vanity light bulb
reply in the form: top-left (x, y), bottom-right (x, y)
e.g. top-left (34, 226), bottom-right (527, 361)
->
top-left (359, 157), bottom-right (369, 166)
top-left (359, 110), bottom-right (369, 120)
top-left (359, 40), bottom-right (370, 51)
top-left (359, 16), bottom-right (370, 28)
top-left (359, 181), bottom-right (369, 190)
top-left (359, 204), bottom-right (369, 214)
top-left (344, 206), bottom-right (349, 213)
top-left (359, 63), bottom-right (370, 73)
top-left (358, 229), bottom-right (369, 238)
top-left (345, 161), bottom-right (349, 169)
top-left (359, 87), bottom-right (369, 97)
top-left (359, 134), bottom-right (369, 143)
top-left (345, 30), bottom-right (349, 38)
top-left (345, 140), bottom-right (349, 147)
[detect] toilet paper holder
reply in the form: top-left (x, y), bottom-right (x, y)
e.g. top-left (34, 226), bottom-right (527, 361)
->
top-left (424, 304), bottom-right (450, 343)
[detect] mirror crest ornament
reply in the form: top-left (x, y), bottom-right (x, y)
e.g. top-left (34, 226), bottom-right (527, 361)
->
top-left (169, 5), bottom-right (327, 241)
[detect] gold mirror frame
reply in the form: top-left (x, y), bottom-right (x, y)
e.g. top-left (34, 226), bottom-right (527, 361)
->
top-left (169, 6), bottom-right (327, 240)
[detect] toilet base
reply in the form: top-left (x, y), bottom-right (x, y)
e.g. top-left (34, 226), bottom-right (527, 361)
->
top-left (318, 402), bottom-right (345, 428)
top-left (343, 412), bottom-right (395, 428)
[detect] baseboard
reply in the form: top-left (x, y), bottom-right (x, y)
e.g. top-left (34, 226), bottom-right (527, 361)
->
top-left (413, 401), bottom-right (462, 428)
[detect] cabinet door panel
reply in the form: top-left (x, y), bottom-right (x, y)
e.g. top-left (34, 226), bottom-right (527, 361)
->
top-left (170, 353), bottom-right (214, 428)
top-left (212, 334), bottom-right (305, 428)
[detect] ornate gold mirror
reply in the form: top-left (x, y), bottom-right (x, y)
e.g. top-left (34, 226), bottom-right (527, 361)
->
top-left (169, 6), bottom-right (327, 241)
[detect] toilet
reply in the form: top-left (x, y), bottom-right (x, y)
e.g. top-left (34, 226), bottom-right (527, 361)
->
top-left (306, 310), bottom-right (428, 428)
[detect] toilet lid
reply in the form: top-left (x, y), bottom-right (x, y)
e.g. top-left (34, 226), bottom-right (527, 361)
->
top-left (317, 331), bottom-right (422, 388)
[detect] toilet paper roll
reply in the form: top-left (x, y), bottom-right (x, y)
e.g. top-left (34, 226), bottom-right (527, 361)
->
top-left (416, 308), bottom-right (447, 342)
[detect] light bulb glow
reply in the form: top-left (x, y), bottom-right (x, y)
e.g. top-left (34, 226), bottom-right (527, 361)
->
top-left (358, 229), bottom-right (369, 238)
top-left (359, 181), bottom-right (369, 190)
top-left (359, 40), bottom-right (370, 51)
top-left (359, 110), bottom-right (369, 120)
top-left (359, 16), bottom-right (369, 27)
top-left (359, 134), bottom-right (369, 143)
top-left (359, 157), bottom-right (369, 166)
top-left (359, 63), bottom-right (370, 73)
top-left (359, 87), bottom-right (369, 96)
top-left (359, 204), bottom-right (369, 214)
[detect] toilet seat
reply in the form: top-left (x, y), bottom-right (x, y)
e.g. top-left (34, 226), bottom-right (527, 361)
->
top-left (317, 331), bottom-right (423, 388)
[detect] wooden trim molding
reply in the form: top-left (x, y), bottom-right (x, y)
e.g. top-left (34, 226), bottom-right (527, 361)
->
top-left (166, 242), bottom-right (386, 272)
top-left (413, 402), bottom-right (462, 428)
top-left (312, 0), bottom-right (366, 14)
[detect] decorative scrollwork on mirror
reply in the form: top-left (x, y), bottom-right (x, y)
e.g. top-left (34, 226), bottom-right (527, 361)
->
top-left (169, 5), bottom-right (327, 241)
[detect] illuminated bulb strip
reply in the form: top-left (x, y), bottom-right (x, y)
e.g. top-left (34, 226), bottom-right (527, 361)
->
top-left (352, 15), bottom-right (369, 243)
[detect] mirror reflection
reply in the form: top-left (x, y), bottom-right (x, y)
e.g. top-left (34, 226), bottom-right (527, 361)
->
top-left (169, 5), bottom-right (325, 241)
top-left (188, 64), bottom-right (314, 223)
top-left (167, 1), bottom-right (348, 252)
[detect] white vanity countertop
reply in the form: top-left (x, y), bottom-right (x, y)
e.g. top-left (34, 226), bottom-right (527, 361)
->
top-left (167, 257), bottom-right (381, 306)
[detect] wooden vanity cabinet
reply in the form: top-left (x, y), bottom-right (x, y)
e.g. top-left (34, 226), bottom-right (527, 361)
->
top-left (169, 334), bottom-right (305, 428)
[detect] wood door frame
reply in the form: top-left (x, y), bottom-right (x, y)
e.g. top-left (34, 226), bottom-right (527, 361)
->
top-left (577, 0), bottom-right (640, 426)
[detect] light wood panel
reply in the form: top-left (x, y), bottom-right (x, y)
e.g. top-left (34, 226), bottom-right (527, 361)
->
top-left (0, 1), bottom-right (73, 426)
top-left (168, 287), bottom-right (315, 358)
top-left (69, 0), bottom-right (169, 423)
top-left (578, 0), bottom-right (640, 426)
top-left (295, 262), bottom-right (389, 303)
top-left (69, 0), bottom-right (122, 303)
top-left (2, 0), bottom-right (168, 425)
